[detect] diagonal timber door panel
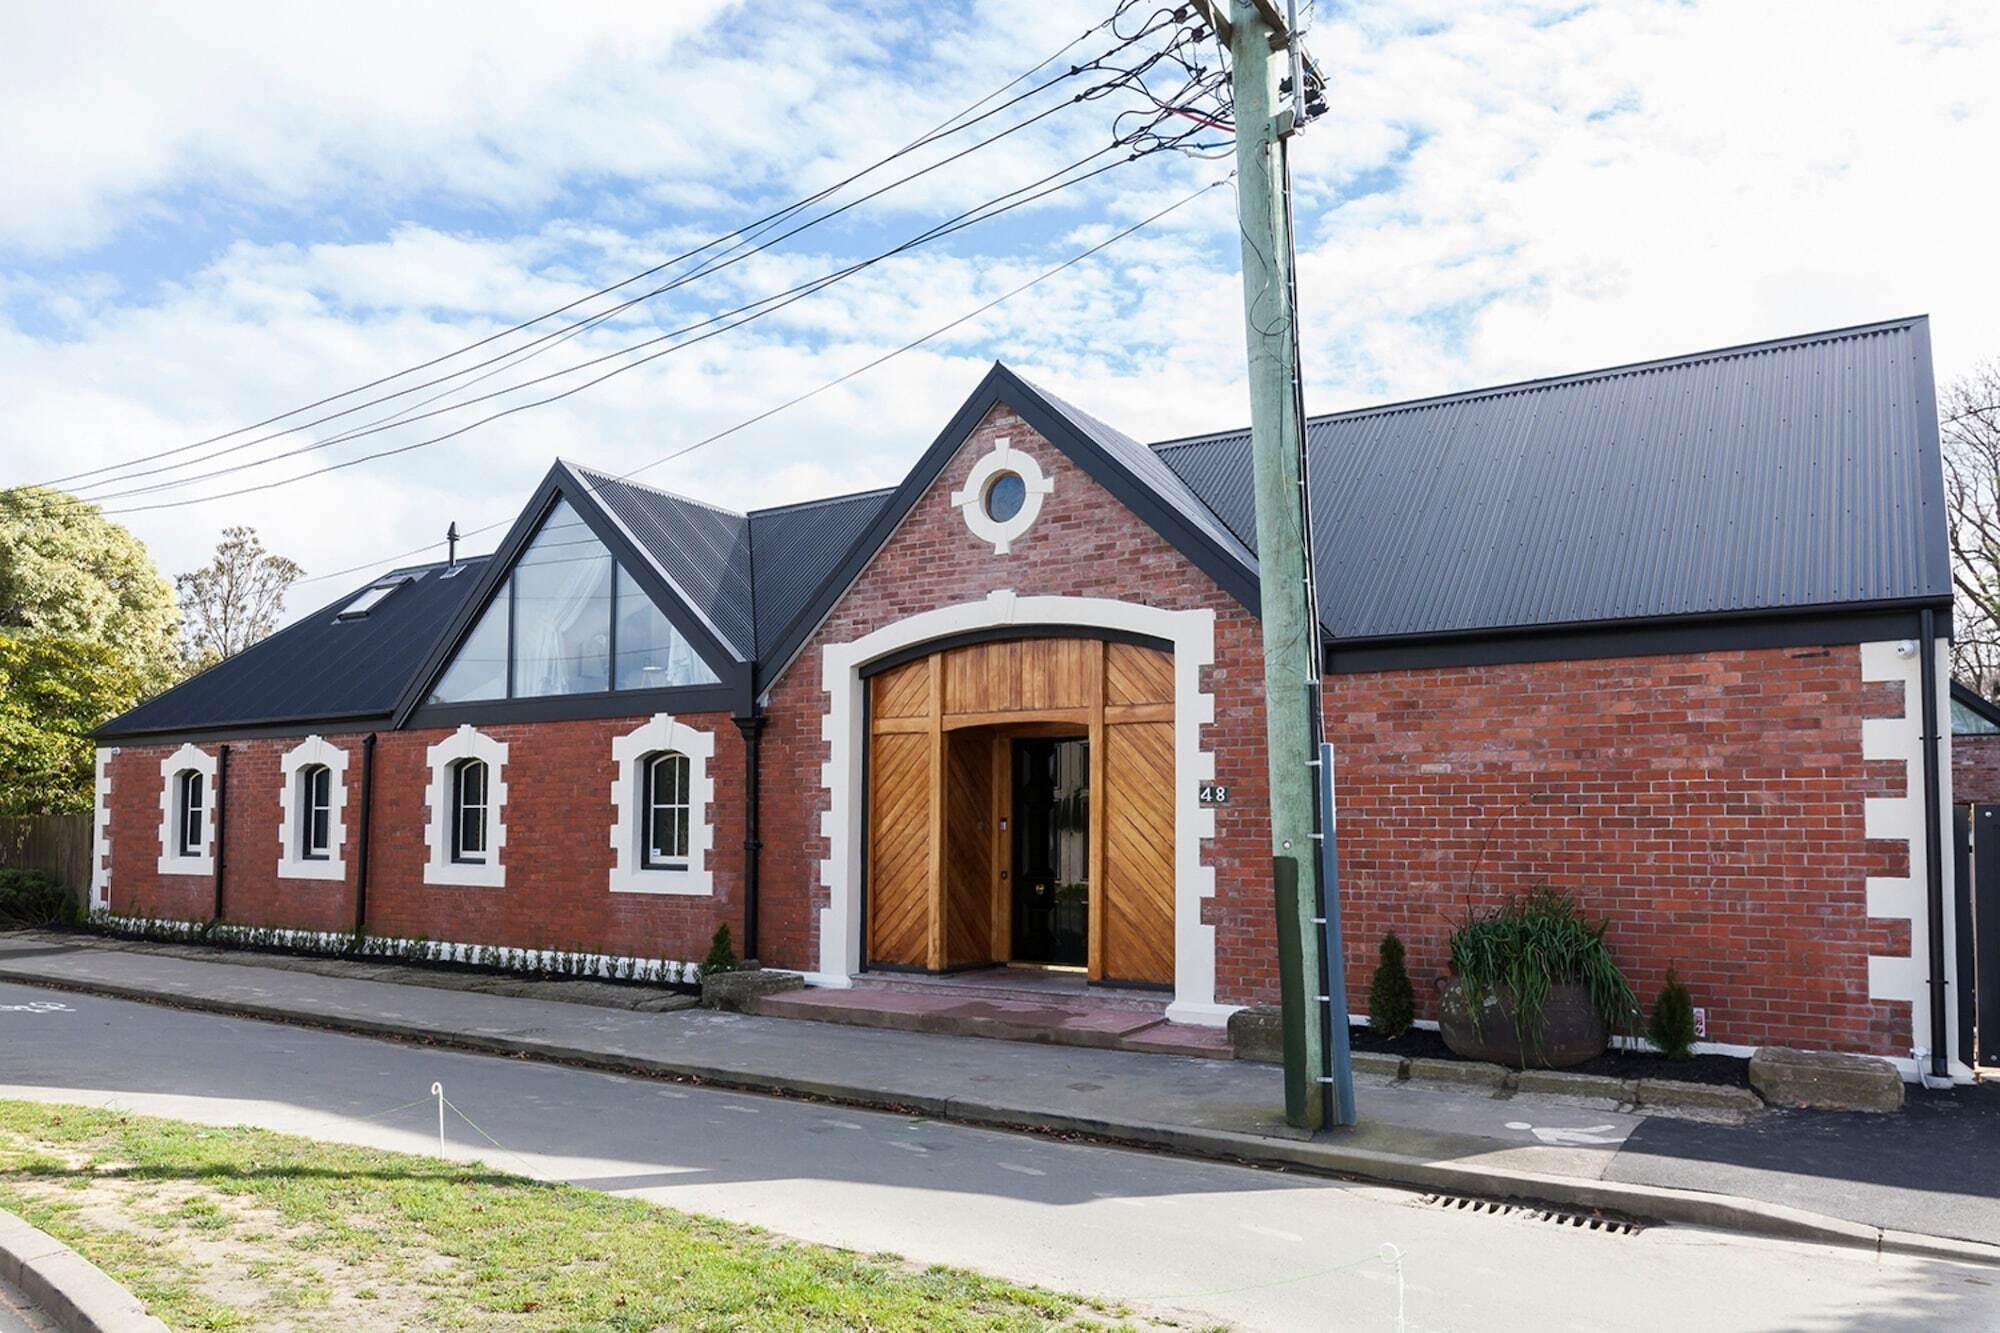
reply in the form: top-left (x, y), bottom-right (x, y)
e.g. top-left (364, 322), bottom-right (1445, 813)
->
top-left (1100, 716), bottom-right (1176, 985)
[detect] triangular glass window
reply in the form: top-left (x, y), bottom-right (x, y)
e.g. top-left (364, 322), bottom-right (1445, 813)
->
top-left (427, 497), bottom-right (720, 706)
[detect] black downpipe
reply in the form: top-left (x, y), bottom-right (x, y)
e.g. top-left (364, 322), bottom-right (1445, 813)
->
top-left (211, 745), bottom-right (230, 923)
top-left (1919, 612), bottom-right (1949, 1081)
top-left (353, 734), bottom-right (377, 936)
top-left (734, 712), bottom-right (765, 961)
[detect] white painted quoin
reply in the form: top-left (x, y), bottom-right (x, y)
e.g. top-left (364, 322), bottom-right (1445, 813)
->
top-left (1861, 638), bottom-right (1968, 1082)
top-left (422, 725), bottom-right (509, 888)
top-left (276, 735), bottom-right (351, 881)
top-left (607, 712), bottom-right (716, 896)
top-left (90, 746), bottom-right (117, 911)
top-left (811, 589), bottom-right (1228, 1025)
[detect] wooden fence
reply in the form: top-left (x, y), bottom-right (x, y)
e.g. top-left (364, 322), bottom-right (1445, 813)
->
top-left (0, 813), bottom-right (94, 892)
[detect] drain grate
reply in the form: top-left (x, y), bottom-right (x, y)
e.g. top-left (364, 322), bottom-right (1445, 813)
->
top-left (1416, 1193), bottom-right (1645, 1235)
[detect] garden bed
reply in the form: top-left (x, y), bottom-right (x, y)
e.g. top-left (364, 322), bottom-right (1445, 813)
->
top-left (1347, 1022), bottom-right (1751, 1088)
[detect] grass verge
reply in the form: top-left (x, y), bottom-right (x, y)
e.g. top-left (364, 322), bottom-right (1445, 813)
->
top-left (0, 1099), bottom-right (1138, 1331)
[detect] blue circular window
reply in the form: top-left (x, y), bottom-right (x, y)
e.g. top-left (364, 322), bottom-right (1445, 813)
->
top-left (983, 471), bottom-right (1026, 523)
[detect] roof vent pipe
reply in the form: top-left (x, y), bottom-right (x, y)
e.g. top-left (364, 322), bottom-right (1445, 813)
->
top-left (447, 522), bottom-right (459, 568)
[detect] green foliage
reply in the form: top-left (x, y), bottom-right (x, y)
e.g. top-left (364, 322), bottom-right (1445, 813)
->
top-left (0, 488), bottom-right (181, 692)
top-left (1647, 967), bottom-right (1698, 1060)
top-left (0, 633), bottom-right (146, 814)
top-left (174, 526), bottom-right (304, 665)
top-left (1447, 890), bottom-right (1638, 1055)
top-left (0, 868), bottom-right (78, 927)
top-left (703, 923), bottom-right (739, 976)
top-left (1367, 931), bottom-right (1416, 1038)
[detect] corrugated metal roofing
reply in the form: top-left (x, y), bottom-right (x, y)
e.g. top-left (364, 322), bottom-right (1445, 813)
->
top-left (97, 318), bottom-right (1947, 739)
top-left (570, 465), bottom-right (757, 661)
top-left (98, 557), bottom-right (492, 737)
top-left (748, 488), bottom-right (893, 653)
top-left (1155, 316), bottom-right (1948, 641)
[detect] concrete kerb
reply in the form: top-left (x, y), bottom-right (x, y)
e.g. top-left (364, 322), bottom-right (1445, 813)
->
top-left (0, 1209), bottom-right (168, 1333)
top-left (1, 963), bottom-right (1993, 1272)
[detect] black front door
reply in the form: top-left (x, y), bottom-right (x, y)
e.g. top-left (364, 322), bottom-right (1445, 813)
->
top-left (1011, 737), bottom-right (1089, 966)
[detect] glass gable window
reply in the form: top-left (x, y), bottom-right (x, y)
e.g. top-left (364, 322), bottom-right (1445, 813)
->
top-left (427, 496), bottom-right (721, 706)
top-left (616, 565), bottom-right (719, 690)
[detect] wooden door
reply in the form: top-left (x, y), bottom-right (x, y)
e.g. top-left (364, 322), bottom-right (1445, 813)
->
top-left (1099, 643), bottom-right (1176, 985)
top-left (867, 661), bottom-right (933, 967)
top-left (942, 730), bottom-right (996, 968)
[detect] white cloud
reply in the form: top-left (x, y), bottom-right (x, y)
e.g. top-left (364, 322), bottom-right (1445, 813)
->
top-left (3, 0), bottom-right (1997, 624)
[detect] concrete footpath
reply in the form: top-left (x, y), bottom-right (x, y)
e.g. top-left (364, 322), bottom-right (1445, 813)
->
top-left (0, 933), bottom-right (1993, 1263)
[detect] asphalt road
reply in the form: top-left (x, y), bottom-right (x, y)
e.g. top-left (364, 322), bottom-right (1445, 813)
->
top-left (0, 981), bottom-right (1994, 1332)
top-left (0, 1276), bottom-right (52, 1333)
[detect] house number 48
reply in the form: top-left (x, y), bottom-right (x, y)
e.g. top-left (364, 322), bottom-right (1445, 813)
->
top-left (1198, 783), bottom-right (1230, 805)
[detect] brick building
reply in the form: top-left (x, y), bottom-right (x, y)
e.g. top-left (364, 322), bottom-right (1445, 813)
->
top-left (91, 316), bottom-right (1975, 1081)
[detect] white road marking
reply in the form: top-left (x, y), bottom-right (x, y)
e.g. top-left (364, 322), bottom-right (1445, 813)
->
top-left (1506, 1121), bottom-right (1623, 1146)
top-left (996, 1162), bottom-right (1046, 1177)
top-left (721, 1105), bottom-right (759, 1115)
top-left (656, 1089), bottom-right (689, 1099)
top-left (819, 1118), bottom-right (864, 1130)
top-left (888, 1141), bottom-right (929, 1154)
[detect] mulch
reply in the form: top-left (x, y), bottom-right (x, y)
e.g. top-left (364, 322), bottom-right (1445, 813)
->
top-left (1345, 1023), bottom-right (1752, 1088)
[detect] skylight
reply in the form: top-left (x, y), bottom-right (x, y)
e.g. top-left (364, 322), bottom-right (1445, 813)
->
top-left (335, 577), bottom-right (410, 619)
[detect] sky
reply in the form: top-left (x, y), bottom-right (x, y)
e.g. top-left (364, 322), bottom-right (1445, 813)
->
top-left (4, 0), bottom-right (1998, 619)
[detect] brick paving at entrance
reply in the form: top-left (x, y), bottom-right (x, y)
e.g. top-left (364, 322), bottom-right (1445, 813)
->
top-left (751, 969), bottom-right (1232, 1057)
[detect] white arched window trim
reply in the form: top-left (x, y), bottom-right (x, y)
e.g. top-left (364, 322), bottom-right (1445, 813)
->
top-left (608, 713), bottom-right (715, 895)
top-left (949, 437), bottom-right (1053, 555)
top-left (156, 742), bottom-right (217, 876)
top-left (424, 725), bottom-right (508, 887)
top-left (278, 735), bottom-right (350, 881)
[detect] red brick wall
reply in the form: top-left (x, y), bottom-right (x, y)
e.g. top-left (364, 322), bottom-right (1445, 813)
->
top-left (1954, 733), bottom-right (2000, 806)
top-left (755, 402), bottom-right (1277, 988)
top-left (103, 712), bottom-right (745, 965)
top-left (1324, 648), bottom-right (1910, 1055)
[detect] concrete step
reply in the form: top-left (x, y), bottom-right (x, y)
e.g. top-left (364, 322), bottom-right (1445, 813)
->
top-left (850, 971), bottom-right (1171, 1015)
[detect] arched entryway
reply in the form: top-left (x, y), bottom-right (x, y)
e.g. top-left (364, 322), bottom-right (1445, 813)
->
top-left (813, 591), bottom-right (1229, 1026)
top-left (861, 632), bottom-right (1176, 985)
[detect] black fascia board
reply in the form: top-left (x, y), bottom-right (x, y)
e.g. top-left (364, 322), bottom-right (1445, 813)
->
top-left (406, 681), bottom-right (740, 730)
top-left (1323, 597), bottom-right (1952, 674)
top-left (93, 710), bottom-right (396, 747)
top-left (391, 463), bottom-right (749, 729)
top-left (753, 362), bottom-right (1262, 694)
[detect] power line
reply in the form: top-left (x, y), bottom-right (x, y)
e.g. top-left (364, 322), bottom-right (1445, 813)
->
top-left (34, 7), bottom-right (1160, 494)
top-left (292, 174), bottom-right (1229, 590)
top-left (100, 127), bottom-right (1205, 517)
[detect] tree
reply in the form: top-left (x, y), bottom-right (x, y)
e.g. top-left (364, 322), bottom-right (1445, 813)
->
top-left (0, 633), bottom-right (145, 814)
top-left (1942, 360), bottom-right (2000, 691)
top-left (0, 487), bottom-right (181, 691)
top-left (176, 527), bottom-right (304, 667)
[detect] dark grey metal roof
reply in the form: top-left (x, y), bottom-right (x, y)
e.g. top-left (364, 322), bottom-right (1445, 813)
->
top-left (1155, 315), bottom-right (1949, 641)
top-left (570, 464), bottom-right (756, 661)
top-left (98, 557), bottom-right (492, 738)
top-left (748, 488), bottom-right (893, 653)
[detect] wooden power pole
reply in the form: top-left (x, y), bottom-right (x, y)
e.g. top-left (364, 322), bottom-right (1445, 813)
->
top-left (1198, 0), bottom-right (1347, 1131)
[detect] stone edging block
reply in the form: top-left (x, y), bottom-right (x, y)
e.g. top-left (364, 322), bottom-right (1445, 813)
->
top-left (0, 1207), bottom-right (168, 1332)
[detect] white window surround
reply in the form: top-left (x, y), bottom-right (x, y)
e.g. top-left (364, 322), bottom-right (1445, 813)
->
top-left (90, 746), bottom-right (118, 911)
top-left (948, 437), bottom-right (1053, 555)
top-left (423, 725), bottom-right (508, 887)
top-left (608, 713), bottom-right (716, 895)
top-left (156, 743), bottom-right (217, 876)
top-left (813, 590), bottom-right (1227, 1025)
top-left (278, 735), bottom-right (350, 882)
top-left (1861, 638), bottom-right (1970, 1084)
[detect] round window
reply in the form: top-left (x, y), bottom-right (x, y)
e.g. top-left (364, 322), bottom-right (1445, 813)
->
top-left (983, 471), bottom-right (1027, 523)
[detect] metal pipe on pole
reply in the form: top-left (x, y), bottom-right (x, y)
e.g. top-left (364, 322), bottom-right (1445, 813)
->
top-left (1223, 0), bottom-right (1330, 1130)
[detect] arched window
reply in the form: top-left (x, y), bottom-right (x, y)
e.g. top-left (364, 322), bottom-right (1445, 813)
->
top-left (297, 763), bottom-right (332, 860)
top-left (643, 751), bottom-right (691, 869)
top-left (451, 758), bottom-right (489, 864)
top-left (175, 770), bottom-right (204, 856)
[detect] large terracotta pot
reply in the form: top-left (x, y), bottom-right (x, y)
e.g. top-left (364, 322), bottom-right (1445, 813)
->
top-left (1437, 978), bottom-right (1609, 1068)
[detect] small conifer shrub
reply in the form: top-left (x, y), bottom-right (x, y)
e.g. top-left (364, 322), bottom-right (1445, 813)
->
top-left (1368, 931), bottom-right (1416, 1039)
top-left (1647, 967), bottom-right (1698, 1060)
top-left (703, 923), bottom-right (740, 977)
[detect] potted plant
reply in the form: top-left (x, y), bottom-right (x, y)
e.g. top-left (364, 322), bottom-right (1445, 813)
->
top-left (1438, 890), bottom-right (1638, 1068)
